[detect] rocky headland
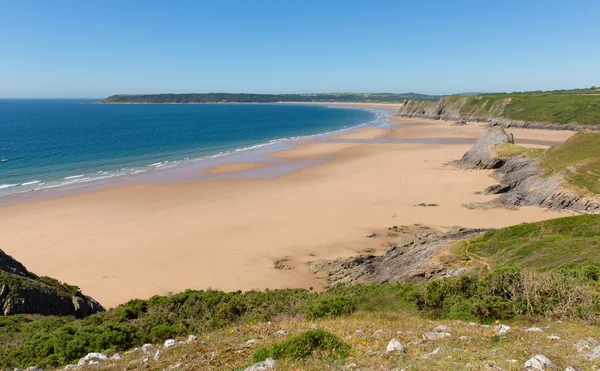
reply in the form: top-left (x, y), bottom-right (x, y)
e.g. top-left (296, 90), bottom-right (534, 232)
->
top-left (396, 93), bottom-right (600, 131)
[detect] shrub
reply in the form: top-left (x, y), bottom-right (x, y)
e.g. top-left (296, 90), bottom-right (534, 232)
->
top-left (251, 329), bottom-right (350, 362)
top-left (305, 296), bottom-right (356, 320)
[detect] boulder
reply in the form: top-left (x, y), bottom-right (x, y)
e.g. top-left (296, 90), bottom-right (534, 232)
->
top-left (385, 338), bottom-right (406, 354)
top-left (524, 354), bottom-right (555, 370)
top-left (164, 339), bottom-right (177, 348)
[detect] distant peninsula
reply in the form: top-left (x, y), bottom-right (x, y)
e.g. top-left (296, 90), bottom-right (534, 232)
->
top-left (99, 92), bottom-right (441, 104)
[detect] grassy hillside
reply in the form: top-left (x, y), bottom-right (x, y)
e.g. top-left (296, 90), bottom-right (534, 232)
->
top-left (100, 92), bottom-right (441, 104)
top-left (1, 215), bottom-right (599, 369)
top-left (540, 131), bottom-right (600, 194)
top-left (400, 86), bottom-right (600, 125)
top-left (462, 215), bottom-right (600, 273)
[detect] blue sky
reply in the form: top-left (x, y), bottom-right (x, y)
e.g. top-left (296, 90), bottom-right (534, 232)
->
top-left (1, 0), bottom-right (599, 97)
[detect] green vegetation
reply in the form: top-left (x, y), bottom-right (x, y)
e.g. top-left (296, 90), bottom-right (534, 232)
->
top-left (465, 214), bottom-right (600, 273)
top-left (1, 215), bottom-right (600, 369)
top-left (403, 86), bottom-right (600, 125)
top-left (100, 92), bottom-right (441, 104)
top-left (251, 329), bottom-right (350, 363)
top-left (539, 131), bottom-right (600, 194)
top-left (416, 202), bottom-right (438, 207)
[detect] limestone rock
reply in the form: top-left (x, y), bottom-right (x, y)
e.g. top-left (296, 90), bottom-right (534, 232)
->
top-left (164, 339), bottom-right (176, 348)
top-left (275, 330), bottom-right (288, 336)
top-left (574, 337), bottom-right (599, 352)
top-left (581, 346), bottom-right (600, 360)
top-left (455, 127), bottom-right (514, 169)
top-left (187, 335), bottom-right (198, 342)
top-left (141, 343), bottom-right (154, 354)
top-left (245, 358), bottom-right (276, 371)
top-left (495, 325), bottom-right (511, 334)
top-left (385, 338), bottom-right (406, 354)
top-left (524, 354), bottom-right (555, 370)
top-left (77, 353), bottom-right (107, 367)
top-left (422, 331), bottom-right (451, 340)
top-left (433, 324), bottom-right (450, 332)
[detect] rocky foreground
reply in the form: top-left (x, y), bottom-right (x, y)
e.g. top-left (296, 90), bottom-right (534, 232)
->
top-left (11, 312), bottom-right (600, 370)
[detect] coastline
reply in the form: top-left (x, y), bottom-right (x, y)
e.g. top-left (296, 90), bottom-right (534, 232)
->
top-left (0, 111), bottom-right (576, 308)
top-left (0, 104), bottom-right (387, 206)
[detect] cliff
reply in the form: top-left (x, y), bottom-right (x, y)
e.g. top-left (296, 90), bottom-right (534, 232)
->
top-left (0, 249), bottom-right (104, 318)
top-left (396, 88), bottom-right (600, 129)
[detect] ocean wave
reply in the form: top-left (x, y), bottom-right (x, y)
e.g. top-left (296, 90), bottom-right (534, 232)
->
top-left (64, 174), bottom-right (84, 180)
top-left (0, 184), bottom-right (17, 190)
top-left (20, 180), bottom-right (41, 186)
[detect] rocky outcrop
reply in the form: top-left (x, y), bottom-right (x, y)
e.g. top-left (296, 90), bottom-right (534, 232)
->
top-left (482, 157), bottom-right (600, 213)
top-left (461, 133), bottom-right (600, 213)
top-left (0, 249), bottom-right (104, 318)
top-left (309, 226), bottom-right (488, 286)
top-left (451, 127), bottom-right (514, 169)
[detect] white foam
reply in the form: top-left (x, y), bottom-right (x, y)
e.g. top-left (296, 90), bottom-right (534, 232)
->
top-left (21, 180), bottom-right (41, 186)
top-left (0, 184), bottom-right (17, 190)
top-left (63, 174), bottom-right (84, 180)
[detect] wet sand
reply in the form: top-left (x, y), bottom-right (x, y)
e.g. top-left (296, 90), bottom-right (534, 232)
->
top-left (0, 115), bottom-right (574, 308)
top-left (204, 162), bottom-right (266, 174)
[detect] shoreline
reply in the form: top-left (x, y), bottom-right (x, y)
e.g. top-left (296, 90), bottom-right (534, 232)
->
top-left (0, 114), bottom-right (576, 308)
top-left (0, 104), bottom-right (388, 206)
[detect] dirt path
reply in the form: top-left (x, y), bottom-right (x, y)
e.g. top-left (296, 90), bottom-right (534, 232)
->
top-left (464, 241), bottom-right (492, 271)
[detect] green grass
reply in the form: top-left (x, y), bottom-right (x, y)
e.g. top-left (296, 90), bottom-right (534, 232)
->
top-left (410, 87), bottom-right (600, 125)
top-left (468, 214), bottom-right (600, 272)
top-left (503, 94), bottom-right (600, 125)
top-left (539, 131), bottom-right (600, 194)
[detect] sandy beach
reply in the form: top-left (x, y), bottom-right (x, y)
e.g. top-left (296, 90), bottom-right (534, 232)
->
top-left (0, 114), bottom-right (574, 308)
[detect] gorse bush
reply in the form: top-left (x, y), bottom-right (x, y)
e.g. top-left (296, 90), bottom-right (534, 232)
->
top-left (304, 296), bottom-right (356, 320)
top-left (251, 329), bottom-right (350, 362)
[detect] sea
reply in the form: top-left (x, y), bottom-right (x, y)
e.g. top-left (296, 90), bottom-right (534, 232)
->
top-left (0, 99), bottom-right (381, 199)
